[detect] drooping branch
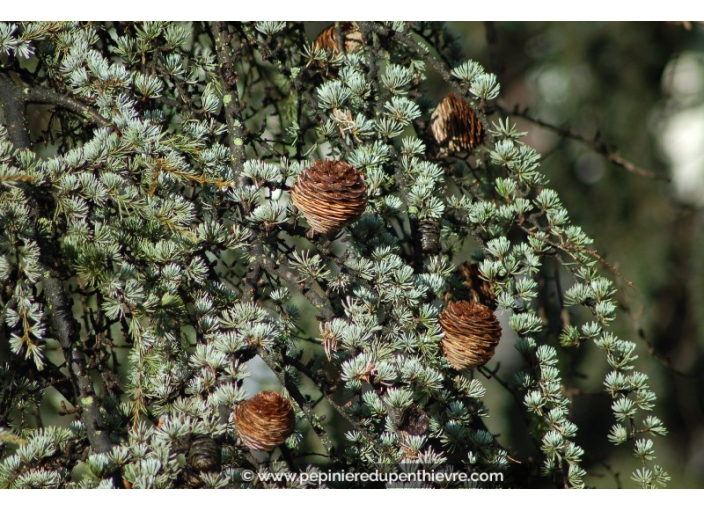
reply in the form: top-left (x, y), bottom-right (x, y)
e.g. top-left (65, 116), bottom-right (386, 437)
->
top-left (364, 26), bottom-right (669, 185)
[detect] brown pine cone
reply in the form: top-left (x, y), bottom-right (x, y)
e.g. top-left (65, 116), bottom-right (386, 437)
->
top-left (430, 93), bottom-right (484, 153)
top-left (440, 301), bottom-right (502, 370)
top-left (291, 160), bottom-right (367, 235)
top-left (233, 391), bottom-right (295, 451)
top-left (313, 22), bottom-right (363, 56)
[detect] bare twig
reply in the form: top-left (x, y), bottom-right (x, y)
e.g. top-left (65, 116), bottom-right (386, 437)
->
top-left (498, 103), bottom-right (670, 182)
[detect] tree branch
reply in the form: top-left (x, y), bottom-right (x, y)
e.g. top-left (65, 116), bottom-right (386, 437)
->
top-left (256, 348), bottom-right (338, 459)
top-left (0, 73), bottom-right (31, 149)
top-left (24, 85), bottom-right (111, 128)
top-left (263, 256), bottom-right (335, 322)
top-left (366, 27), bottom-right (669, 185)
top-left (211, 22), bottom-right (248, 187)
top-left (497, 103), bottom-right (671, 182)
top-left (1, 71), bottom-right (111, 135)
top-left (41, 272), bottom-right (114, 453)
top-left (0, 70), bottom-right (114, 454)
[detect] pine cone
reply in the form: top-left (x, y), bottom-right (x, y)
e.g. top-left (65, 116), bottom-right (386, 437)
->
top-left (188, 435), bottom-right (221, 472)
top-left (430, 93), bottom-right (484, 153)
top-left (291, 160), bottom-right (367, 235)
top-left (398, 405), bottom-right (430, 436)
top-left (440, 301), bottom-right (501, 370)
top-left (397, 405), bottom-right (430, 459)
top-left (233, 391), bottom-right (295, 451)
top-left (418, 218), bottom-right (440, 253)
top-left (313, 22), bottom-right (363, 56)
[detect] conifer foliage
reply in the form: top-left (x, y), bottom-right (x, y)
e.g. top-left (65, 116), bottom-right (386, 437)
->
top-left (0, 22), bottom-right (668, 488)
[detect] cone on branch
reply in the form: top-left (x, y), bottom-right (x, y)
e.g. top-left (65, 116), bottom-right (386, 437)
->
top-left (188, 435), bottom-right (221, 472)
top-left (418, 218), bottom-right (440, 253)
top-left (233, 391), bottom-right (295, 451)
top-left (291, 160), bottom-right (367, 235)
top-left (430, 93), bottom-right (484, 154)
top-left (313, 22), bottom-right (363, 56)
top-left (398, 405), bottom-right (430, 437)
top-left (440, 300), bottom-right (502, 370)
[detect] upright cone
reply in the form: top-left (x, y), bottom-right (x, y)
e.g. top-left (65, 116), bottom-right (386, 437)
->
top-left (291, 160), bottom-right (367, 235)
top-left (313, 22), bottom-right (363, 56)
top-left (233, 391), bottom-right (295, 451)
top-left (419, 218), bottom-right (440, 253)
top-left (440, 301), bottom-right (501, 370)
top-left (430, 93), bottom-right (484, 153)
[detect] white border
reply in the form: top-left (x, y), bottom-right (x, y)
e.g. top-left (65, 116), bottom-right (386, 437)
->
top-left (0, 14), bottom-right (698, 499)
top-left (0, 487), bottom-right (686, 502)
top-left (0, 3), bottom-right (701, 22)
